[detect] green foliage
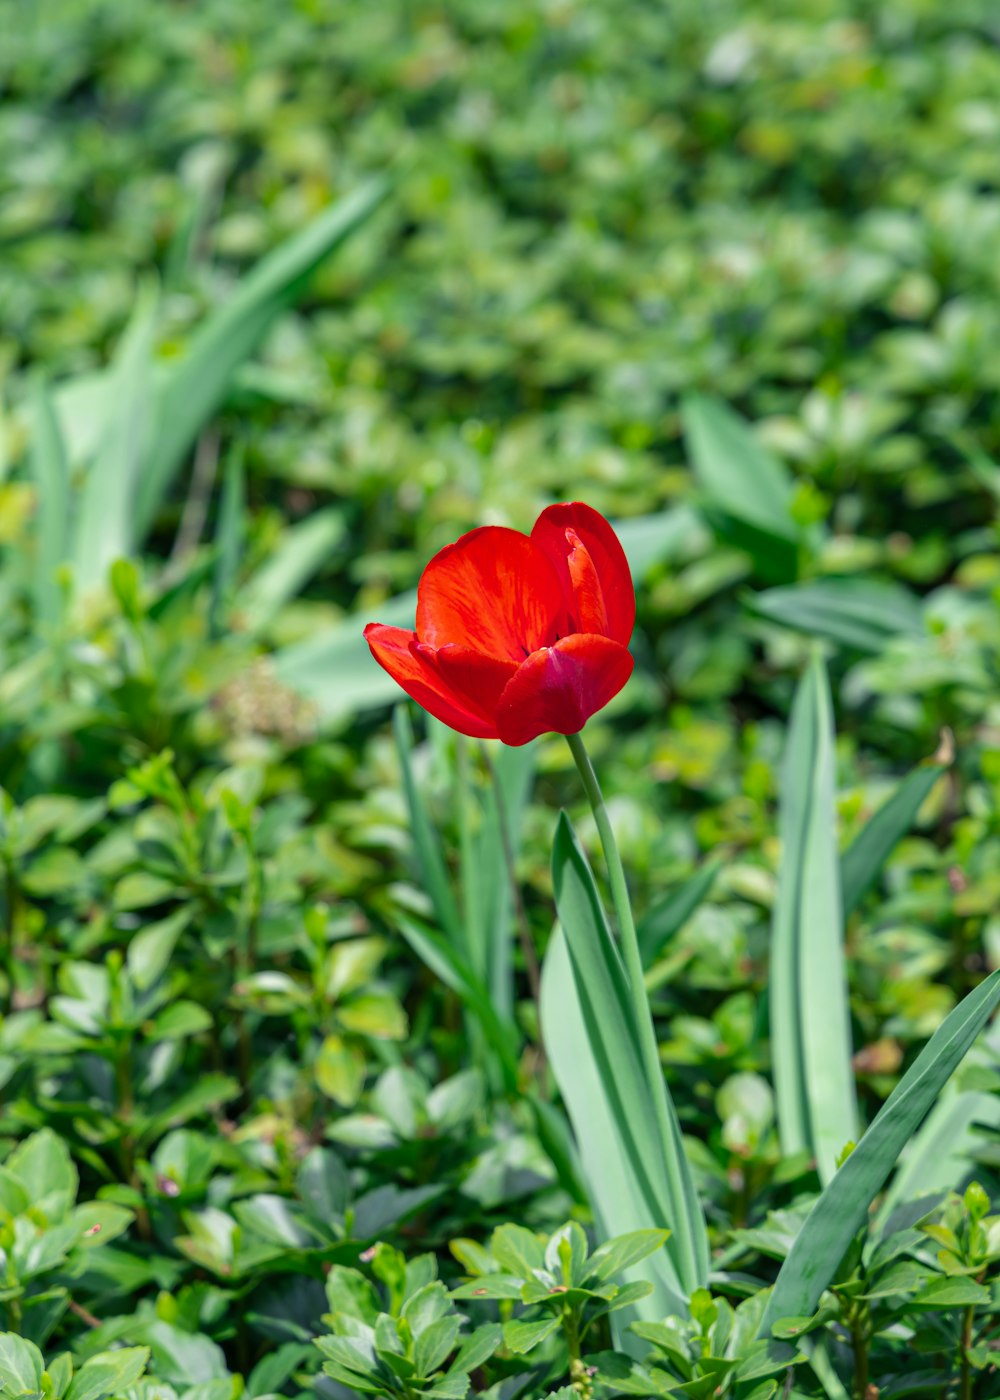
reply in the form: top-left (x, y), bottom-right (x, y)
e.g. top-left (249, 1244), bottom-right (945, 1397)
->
top-left (3, 2), bottom-right (1000, 1397)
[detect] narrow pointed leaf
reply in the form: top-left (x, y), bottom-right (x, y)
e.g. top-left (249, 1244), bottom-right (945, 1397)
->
top-left (761, 967), bottom-right (1000, 1335)
top-left (135, 177), bottom-right (388, 537)
top-left (841, 759), bottom-right (948, 917)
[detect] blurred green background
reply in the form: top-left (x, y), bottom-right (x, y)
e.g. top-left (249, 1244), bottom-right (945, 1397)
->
top-left (2, 0), bottom-right (1000, 1379)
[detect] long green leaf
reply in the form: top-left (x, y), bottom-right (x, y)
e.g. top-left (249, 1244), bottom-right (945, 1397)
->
top-left (135, 177), bottom-right (388, 538)
top-left (841, 755), bottom-right (949, 918)
top-left (542, 926), bottom-right (686, 1324)
top-left (546, 813), bottom-right (709, 1306)
top-left (771, 654), bottom-right (857, 1184)
top-left (394, 912), bottom-right (519, 1095)
top-left (393, 708), bottom-right (463, 945)
top-left (73, 291), bottom-right (157, 597)
top-left (459, 741), bottom-right (535, 1023)
top-left (210, 450), bottom-right (246, 636)
top-left (760, 967), bottom-right (1000, 1334)
top-left (638, 860), bottom-right (720, 968)
top-left (29, 379), bottom-right (70, 628)
top-left (683, 394), bottom-right (814, 583)
top-left (235, 508), bottom-right (345, 635)
top-left (752, 578), bottom-right (923, 655)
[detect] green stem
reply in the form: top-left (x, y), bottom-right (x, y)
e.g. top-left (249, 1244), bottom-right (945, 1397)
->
top-left (565, 730), bottom-right (700, 1292)
top-left (960, 1303), bottom-right (974, 1400)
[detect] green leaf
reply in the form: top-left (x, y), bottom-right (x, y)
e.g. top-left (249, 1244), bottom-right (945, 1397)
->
top-left (841, 758), bottom-right (949, 917)
top-left (761, 966), bottom-right (1000, 1335)
top-left (210, 447), bottom-right (246, 635)
top-left (29, 379), bottom-right (71, 628)
top-left (544, 814), bottom-right (709, 1311)
top-left (0, 1334), bottom-right (45, 1397)
top-left (875, 1088), bottom-right (1000, 1229)
top-left (683, 394), bottom-right (810, 583)
top-left (64, 1349), bottom-right (149, 1400)
top-left (7, 1129), bottom-right (78, 1215)
top-left (73, 290), bottom-right (157, 597)
top-left (751, 578), bottom-right (923, 654)
top-left (136, 178), bottom-right (388, 538)
top-left (126, 909), bottom-right (190, 991)
top-left (393, 707), bottom-right (462, 943)
top-left (236, 507), bottom-right (345, 634)
top-left (502, 1315), bottom-right (563, 1355)
top-left (588, 1231), bottom-right (671, 1285)
top-left (771, 653), bottom-right (857, 1184)
top-left (314, 1034), bottom-right (367, 1106)
top-left (909, 1276), bottom-right (991, 1309)
top-left (637, 860), bottom-right (720, 968)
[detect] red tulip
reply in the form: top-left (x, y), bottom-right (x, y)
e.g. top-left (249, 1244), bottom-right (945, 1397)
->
top-left (364, 503), bottom-right (634, 746)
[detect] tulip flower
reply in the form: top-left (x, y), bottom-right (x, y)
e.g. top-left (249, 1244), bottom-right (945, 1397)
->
top-left (364, 503), bottom-right (634, 745)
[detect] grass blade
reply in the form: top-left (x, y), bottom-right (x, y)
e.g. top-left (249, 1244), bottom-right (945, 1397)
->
top-left (546, 812), bottom-right (709, 1304)
top-left (235, 508), bottom-right (345, 636)
top-left (210, 449), bottom-right (246, 636)
top-left (136, 177), bottom-right (389, 539)
top-left (771, 653), bottom-right (857, 1183)
top-left (760, 967), bottom-right (1000, 1335)
top-left (29, 379), bottom-right (70, 628)
top-left (683, 394), bottom-right (813, 583)
top-left (638, 860), bottom-right (721, 968)
top-left (841, 751), bottom-right (949, 918)
top-left (393, 707), bottom-right (462, 945)
top-left (72, 290), bottom-right (157, 598)
top-left (751, 577), bottom-right (923, 654)
top-left (542, 926), bottom-right (687, 1322)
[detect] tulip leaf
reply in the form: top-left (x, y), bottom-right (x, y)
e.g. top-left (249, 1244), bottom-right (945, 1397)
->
top-left (29, 378), bottom-right (71, 629)
top-left (771, 652), bottom-right (857, 1184)
top-left (841, 756), bottom-right (949, 918)
top-left (761, 966), bottom-right (1000, 1336)
top-left (637, 859), bottom-right (721, 968)
top-left (544, 813), bottom-right (709, 1314)
top-left (135, 177), bottom-right (388, 538)
top-left (683, 394), bottom-right (813, 583)
top-left (751, 577), bottom-right (923, 655)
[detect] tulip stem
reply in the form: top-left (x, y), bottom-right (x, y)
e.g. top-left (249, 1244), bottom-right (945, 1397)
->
top-left (566, 730), bottom-right (701, 1291)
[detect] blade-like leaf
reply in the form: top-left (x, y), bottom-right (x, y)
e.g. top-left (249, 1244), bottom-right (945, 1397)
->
top-left (683, 394), bottom-right (814, 583)
top-left (29, 379), bottom-right (71, 628)
top-left (394, 708), bottom-right (462, 945)
top-left (235, 507), bottom-right (345, 635)
top-left (73, 290), bottom-right (157, 597)
top-left (841, 753), bottom-right (949, 918)
top-left (210, 449), bottom-right (246, 635)
top-left (771, 653), bottom-right (857, 1183)
top-left (546, 813), bottom-right (709, 1306)
top-left (752, 578), bottom-right (923, 655)
top-left (638, 860), bottom-right (720, 968)
top-left (760, 967), bottom-right (1000, 1334)
top-left (136, 177), bottom-right (388, 537)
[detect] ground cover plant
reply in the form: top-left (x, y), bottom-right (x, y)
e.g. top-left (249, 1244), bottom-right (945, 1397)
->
top-left (4, 0), bottom-right (1000, 1396)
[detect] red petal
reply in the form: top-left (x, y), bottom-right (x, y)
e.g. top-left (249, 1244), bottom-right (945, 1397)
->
top-left (364, 624), bottom-right (502, 739)
top-left (495, 635), bottom-right (634, 746)
top-left (531, 503), bottom-right (635, 645)
top-left (415, 643), bottom-right (517, 721)
top-left (416, 526), bottom-right (563, 662)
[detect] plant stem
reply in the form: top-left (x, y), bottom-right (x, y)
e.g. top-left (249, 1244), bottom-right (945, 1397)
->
top-left (565, 730), bottom-right (700, 1291)
top-left (848, 1303), bottom-right (870, 1400)
top-left (960, 1304), bottom-right (974, 1400)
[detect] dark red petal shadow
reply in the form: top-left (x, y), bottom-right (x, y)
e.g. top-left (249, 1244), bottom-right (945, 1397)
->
top-left (364, 624), bottom-right (502, 739)
top-left (495, 634), bottom-right (634, 747)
